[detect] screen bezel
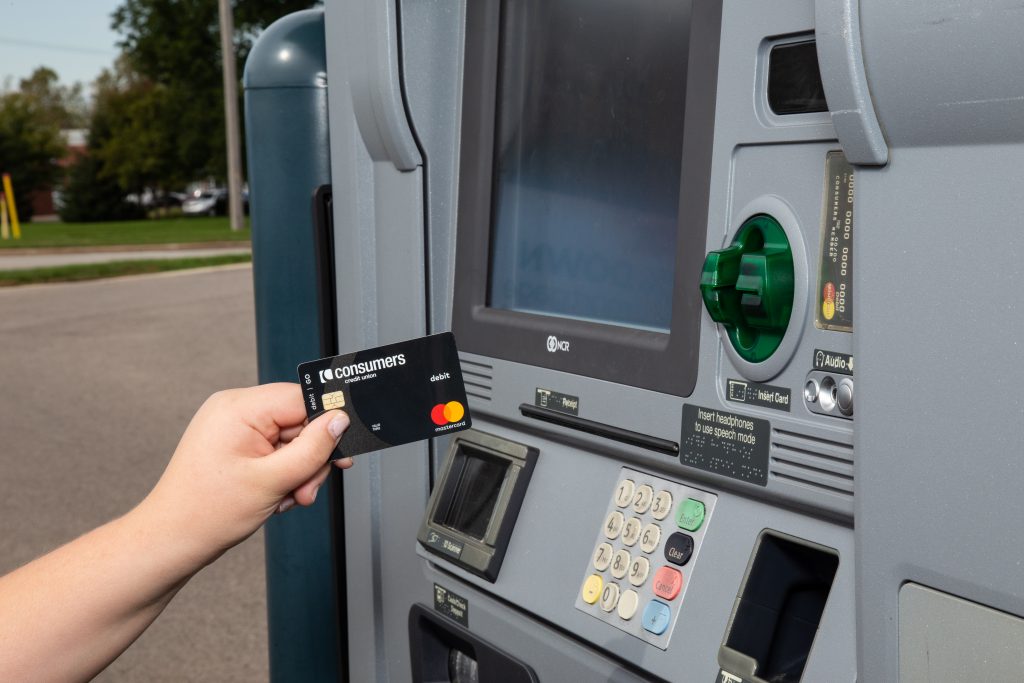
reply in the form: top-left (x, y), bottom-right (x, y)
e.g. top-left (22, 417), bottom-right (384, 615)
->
top-left (452, 0), bottom-right (723, 397)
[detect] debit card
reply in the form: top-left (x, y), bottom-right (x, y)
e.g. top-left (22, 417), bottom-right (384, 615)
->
top-left (297, 332), bottom-right (472, 458)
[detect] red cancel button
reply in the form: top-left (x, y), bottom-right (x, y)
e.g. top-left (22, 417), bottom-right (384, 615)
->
top-left (653, 566), bottom-right (683, 601)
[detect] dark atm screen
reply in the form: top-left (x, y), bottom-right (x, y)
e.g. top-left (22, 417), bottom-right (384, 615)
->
top-left (441, 448), bottom-right (509, 540)
top-left (487, 0), bottom-right (692, 332)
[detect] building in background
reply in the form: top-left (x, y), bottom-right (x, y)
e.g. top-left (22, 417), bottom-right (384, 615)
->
top-left (30, 128), bottom-right (88, 219)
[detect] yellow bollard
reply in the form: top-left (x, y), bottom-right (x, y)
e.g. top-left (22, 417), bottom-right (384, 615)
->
top-left (2, 173), bottom-right (21, 239)
top-left (0, 193), bottom-right (8, 240)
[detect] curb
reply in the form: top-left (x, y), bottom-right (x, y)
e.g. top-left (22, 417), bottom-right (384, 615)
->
top-left (0, 241), bottom-right (251, 256)
top-left (0, 262), bottom-right (253, 293)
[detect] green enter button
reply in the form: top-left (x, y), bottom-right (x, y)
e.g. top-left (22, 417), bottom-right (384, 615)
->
top-left (676, 499), bottom-right (706, 532)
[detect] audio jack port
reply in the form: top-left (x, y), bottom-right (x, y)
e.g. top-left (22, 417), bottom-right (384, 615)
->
top-left (836, 378), bottom-right (854, 416)
top-left (804, 373), bottom-right (854, 419)
top-left (818, 376), bottom-right (838, 412)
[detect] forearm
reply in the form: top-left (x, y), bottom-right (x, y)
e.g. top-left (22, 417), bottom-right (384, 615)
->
top-left (0, 385), bottom-right (348, 681)
top-left (0, 502), bottom-right (207, 683)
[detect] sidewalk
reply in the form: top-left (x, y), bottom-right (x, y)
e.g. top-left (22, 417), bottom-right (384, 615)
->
top-left (0, 242), bottom-right (251, 270)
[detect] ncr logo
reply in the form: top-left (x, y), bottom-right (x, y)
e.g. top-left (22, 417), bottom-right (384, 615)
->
top-left (546, 335), bottom-right (570, 353)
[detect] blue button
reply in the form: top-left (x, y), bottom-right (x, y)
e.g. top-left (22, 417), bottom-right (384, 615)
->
top-left (641, 599), bottom-right (672, 635)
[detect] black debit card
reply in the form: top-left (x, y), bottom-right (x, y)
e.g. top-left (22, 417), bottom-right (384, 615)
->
top-left (297, 332), bottom-right (472, 458)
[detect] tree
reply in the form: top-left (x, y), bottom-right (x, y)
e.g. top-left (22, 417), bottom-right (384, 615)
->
top-left (57, 154), bottom-right (145, 223)
top-left (18, 67), bottom-right (88, 130)
top-left (0, 74), bottom-right (67, 222)
top-left (57, 59), bottom-right (162, 222)
top-left (110, 0), bottom-right (317, 184)
top-left (91, 60), bottom-right (181, 196)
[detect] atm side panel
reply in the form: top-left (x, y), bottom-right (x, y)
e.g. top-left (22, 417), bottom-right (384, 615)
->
top-left (850, 1), bottom-right (1024, 679)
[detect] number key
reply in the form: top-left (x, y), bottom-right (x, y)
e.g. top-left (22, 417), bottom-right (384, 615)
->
top-left (621, 518), bottom-right (642, 547)
top-left (639, 523), bottom-right (661, 554)
top-left (651, 490), bottom-right (673, 520)
top-left (611, 549), bottom-right (631, 579)
top-left (615, 479), bottom-right (636, 508)
top-left (593, 542), bottom-right (613, 572)
top-left (604, 511), bottom-right (625, 540)
top-left (632, 485), bottom-right (654, 514)
top-left (628, 556), bottom-right (650, 587)
top-left (600, 582), bottom-right (620, 612)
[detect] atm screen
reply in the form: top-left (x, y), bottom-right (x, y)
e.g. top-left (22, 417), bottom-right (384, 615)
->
top-left (487, 0), bottom-right (691, 332)
top-left (453, 0), bottom-right (715, 395)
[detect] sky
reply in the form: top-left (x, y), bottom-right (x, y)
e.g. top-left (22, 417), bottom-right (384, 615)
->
top-left (0, 0), bottom-right (123, 92)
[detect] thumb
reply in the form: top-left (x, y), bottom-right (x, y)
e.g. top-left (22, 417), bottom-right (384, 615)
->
top-left (260, 410), bottom-right (349, 496)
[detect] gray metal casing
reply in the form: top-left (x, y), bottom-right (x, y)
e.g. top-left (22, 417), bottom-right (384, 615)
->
top-left (852, 1), bottom-right (1024, 680)
top-left (248, 0), bottom-right (1024, 680)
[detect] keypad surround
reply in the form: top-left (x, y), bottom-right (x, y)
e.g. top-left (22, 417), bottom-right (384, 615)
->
top-left (574, 467), bottom-right (716, 649)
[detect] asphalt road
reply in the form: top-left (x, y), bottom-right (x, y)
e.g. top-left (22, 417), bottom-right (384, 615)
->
top-left (0, 265), bottom-right (269, 682)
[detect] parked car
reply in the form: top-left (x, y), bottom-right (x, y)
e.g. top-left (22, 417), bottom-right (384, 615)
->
top-left (125, 189), bottom-right (185, 209)
top-left (182, 189), bottom-right (224, 216)
top-left (181, 188), bottom-right (249, 217)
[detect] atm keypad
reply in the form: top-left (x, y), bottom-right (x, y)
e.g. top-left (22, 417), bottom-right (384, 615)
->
top-left (575, 467), bottom-right (716, 649)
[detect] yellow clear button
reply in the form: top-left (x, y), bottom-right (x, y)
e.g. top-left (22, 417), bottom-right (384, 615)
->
top-left (581, 574), bottom-right (603, 605)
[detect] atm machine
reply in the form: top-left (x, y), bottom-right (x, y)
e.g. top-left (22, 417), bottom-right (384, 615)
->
top-left (244, 1), bottom-right (1024, 681)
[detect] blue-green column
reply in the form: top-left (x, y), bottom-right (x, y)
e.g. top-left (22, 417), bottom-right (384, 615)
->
top-left (244, 10), bottom-right (342, 682)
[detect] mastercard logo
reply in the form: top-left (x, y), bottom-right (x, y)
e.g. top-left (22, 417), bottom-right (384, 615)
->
top-left (431, 401), bottom-right (465, 426)
top-left (822, 281), bottom-right (836, 321)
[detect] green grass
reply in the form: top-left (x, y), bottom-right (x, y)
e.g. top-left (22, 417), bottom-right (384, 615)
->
top-left (0, 253), bottom-right (252, 286)
top-left (0, 216), bottom-right (251, 249)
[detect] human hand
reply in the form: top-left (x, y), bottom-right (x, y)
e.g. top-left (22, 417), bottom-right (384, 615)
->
top-left (138, 383), bottom-right (353, 566)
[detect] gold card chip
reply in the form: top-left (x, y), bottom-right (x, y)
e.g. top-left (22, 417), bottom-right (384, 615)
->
top-left (322, 391), bottom-right (346, 410)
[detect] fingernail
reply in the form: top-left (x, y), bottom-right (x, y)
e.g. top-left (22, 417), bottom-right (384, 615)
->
top-left (277, 496), bottom-right (296, 514)
top-left (328, 413), bottom-right (349, 440)
top-left (333, 457), bottom-right (354, 469)
top-left (311, 485), bottom-right (319, 504)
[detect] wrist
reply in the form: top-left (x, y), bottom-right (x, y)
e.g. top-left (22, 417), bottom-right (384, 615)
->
top-left (127, 493), bottom-right (221, 581)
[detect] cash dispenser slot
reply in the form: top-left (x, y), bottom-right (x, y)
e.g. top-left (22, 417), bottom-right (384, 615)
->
top-left (719, 532), bottom-right (839, 683)
top-left (409, 605), bottom-right (538, 683)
